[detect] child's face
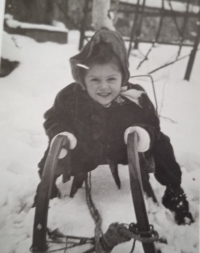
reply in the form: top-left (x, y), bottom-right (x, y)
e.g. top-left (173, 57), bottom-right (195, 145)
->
top-left (84, 63), bottom-right (122, 107)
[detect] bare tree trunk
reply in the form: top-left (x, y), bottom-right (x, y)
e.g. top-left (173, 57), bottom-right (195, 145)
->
top-left (113, 0), bottom-right (120, 25)
top-left (51, 1), bottom-right (61, 23)
top-left (29, 0), bottom-right (48, 24)
top-left (92, 0), bottom-right (115, 30)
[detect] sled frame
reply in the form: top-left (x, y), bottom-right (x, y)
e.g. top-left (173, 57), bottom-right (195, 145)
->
top-left (31, 135), bottom-right (70, 252)
top-left (31, 133), bottom-right (159, 253)
top-left (128, 132), bottom-right (158, 253)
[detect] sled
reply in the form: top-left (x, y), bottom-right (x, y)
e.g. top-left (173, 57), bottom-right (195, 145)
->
top-left (127, 132), bottom-right (158, 253)
top-left (31, 135), bottom-right (71, 252)
top-left (31, 133), bottom-right (160, 253)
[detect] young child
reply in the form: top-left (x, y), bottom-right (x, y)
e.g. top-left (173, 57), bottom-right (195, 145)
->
top-left (37, 28), bottom-right (193, 225)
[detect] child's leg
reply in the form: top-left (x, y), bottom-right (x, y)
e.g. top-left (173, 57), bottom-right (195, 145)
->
top-left (151, 132), bottom-right (181, 187)
top-left (37, 146), bottom-right (95, 200)
top-left (151, 132), bottom-right (193, 225)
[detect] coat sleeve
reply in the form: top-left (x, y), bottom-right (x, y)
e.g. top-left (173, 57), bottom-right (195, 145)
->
top-left (38, 86), bottom-right (76, 175)
top-left (128, 83), bottom-right (160, 148)
top-left (43, 86), bottom-right (75, 141)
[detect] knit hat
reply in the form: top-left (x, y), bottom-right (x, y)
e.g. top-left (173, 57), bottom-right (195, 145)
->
top-left (70, 28), bottom-right (130, 88)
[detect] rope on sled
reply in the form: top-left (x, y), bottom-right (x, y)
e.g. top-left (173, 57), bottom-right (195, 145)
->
top-left (85, 174), bottom-right (161, 253)
top-left (85, 173), bottom-right (103, 253)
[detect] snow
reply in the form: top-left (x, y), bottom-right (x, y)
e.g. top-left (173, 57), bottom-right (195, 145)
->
top-left (0, 30), bottom-right (199, 253)
top-left (5, 14), bottom-right (68, 32)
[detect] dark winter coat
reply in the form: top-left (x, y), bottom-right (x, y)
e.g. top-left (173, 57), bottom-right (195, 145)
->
top-left (38, 28), bottom-right (161, 177)
top-left (38, 28), bottom-right (181, 188)
top-left (38, 81), bottom-right (160, 176)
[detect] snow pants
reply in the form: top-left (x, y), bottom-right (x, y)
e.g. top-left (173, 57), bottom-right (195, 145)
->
top-left (38, 132), bottom-right (182, 187)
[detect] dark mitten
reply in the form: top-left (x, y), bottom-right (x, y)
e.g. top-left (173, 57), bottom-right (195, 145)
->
top-left (162, 185), bottom-right (194, 225)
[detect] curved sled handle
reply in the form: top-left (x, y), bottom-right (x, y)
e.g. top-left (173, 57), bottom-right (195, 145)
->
top-left (127, 132), bottom-right (158, 253)
top-left (32, 135), bottom-right (70, 252)
top-left (42, 135), bottom-right (71, 182)
top-left (127, 132), bottom-right (143, 187)
top-left (48, 135), bottom-right (70, 163)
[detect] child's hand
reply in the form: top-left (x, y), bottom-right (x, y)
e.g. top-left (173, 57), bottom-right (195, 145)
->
top-left (124, 126), bottom-right (150, 152)
top-left (51, 132), bottom-right (77, 159)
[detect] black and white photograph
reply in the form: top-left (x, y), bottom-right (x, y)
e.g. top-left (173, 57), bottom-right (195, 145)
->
top-left (0, 0), bottom-right (199, 253)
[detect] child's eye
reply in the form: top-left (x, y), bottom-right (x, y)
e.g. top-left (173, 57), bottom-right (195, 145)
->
top-left (108, 78), bottom-right (116, 82)
top-left (90, 78), bottom-right (99, 82)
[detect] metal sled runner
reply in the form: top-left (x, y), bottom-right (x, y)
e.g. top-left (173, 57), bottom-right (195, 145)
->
top-left (31, 132), bottom-right (161, 253)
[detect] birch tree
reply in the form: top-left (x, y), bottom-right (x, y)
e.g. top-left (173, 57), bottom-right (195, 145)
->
top-left (92, 0), bottom-right (115, 30)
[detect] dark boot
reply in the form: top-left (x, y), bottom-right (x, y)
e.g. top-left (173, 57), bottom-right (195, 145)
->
top-left (32, 177), bottom-right (61, 207)
top-left (70, 173), bottom-right (87, 198)
top-left (50, 179), bottom-right (61, 199)
top-left (162, 185), bottom-right (194, 225)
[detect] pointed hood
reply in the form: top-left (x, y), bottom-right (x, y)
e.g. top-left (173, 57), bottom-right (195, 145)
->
top-left (70, 28), bottom-right (130, 87)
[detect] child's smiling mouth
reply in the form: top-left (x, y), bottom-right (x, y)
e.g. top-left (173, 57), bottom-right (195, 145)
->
top-left (97, 93), bottom-right (111, 97)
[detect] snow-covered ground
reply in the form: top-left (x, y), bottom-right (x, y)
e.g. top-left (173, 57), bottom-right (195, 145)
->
top-left (4, 14), bottom-right (68, 32)
top-left (0, 30), bottom-right (199, 253)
